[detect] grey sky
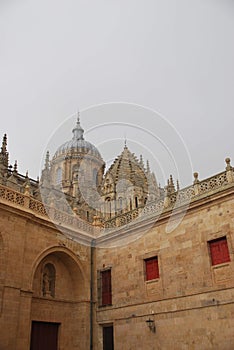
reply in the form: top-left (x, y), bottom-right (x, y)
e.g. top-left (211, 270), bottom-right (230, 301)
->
top-left (1, 0), bottom-right (234, 186)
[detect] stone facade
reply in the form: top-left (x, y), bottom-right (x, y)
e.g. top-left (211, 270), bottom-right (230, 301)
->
top-left (0, 124), bottom-right (234, 350)
top-left (0, 191), bottom-right (91, 350)
top-left (95, 186), bottom-right (234, 349)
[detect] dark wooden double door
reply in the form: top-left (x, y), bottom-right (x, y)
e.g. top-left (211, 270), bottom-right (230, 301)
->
top-left (103, 325), bottom-right (114, 350)
top-left (30, 321), bottom-right (59, 350)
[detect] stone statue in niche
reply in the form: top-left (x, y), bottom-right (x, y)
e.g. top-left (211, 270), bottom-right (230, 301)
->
top-left (42, 263), bottom-right (56, 297)
top-left (43, 272), bottom-right (51, 296)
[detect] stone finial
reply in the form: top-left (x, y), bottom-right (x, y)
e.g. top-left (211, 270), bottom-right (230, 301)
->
top-left (146, 160), bottom-right (150, 173)
top-left (92, 215), bottom-right (103, 227)
top-left (24, 184), bottom-right (30, 196)
top-left (1, 134), bottom-right (7, 153)
top-left (139, 154), bottom-right (144, 168)
top-left (44, 151), bottom-right (50, 170)
top-left (13, 160), bottom-right (18, 174)
top-left (169, 174), bottom-right (174, 186)
top-left (0, 134), bottom-right (9, 168)
top-left (25, 171), bottom-right (30, 183)
top-left (40, 152), bottom-right (51, 187)
top-left (225, 158), bottom-right (232, 171)
top-left (164, 185), bottom-right (170, 208)
top-left (193, 172), bottom-right (200, 195)
top-left (176, 179), bottom-right (180, 191)
top-left (225, 158), bottom-right (233, 183)
top-left (73, 207), bottom-right (78, 214)
top-left (167, 175), bottom-right (175, 193)
top-left (193, 172), bottom-right (199, 184)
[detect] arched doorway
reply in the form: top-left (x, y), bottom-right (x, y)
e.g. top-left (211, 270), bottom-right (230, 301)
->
top-left (30, 248), bottom-right (89, 350)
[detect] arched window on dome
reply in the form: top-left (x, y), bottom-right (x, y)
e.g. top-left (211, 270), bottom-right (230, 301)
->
top-left (72, 165), bottom-right (79, 180)
top-left (42, 263), bottom-right (56, 298)
top-left (129, 198), bottom-right (132, 211)
top-left (56, 168), bottom-right (62, 185)
top-left (119, 197), bottom-right (123, 213)
top-left (105, 197), bottom-right (111, 218)
top-left (135, 196), bottom-right (138, 209)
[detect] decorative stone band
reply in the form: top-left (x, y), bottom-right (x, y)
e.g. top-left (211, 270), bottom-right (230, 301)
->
top-left (104, 166), bottom-right (234, 229)
top-left (0, 184), bottom-right (94, 234)
top-left (0, 161), bottom-right (233, 233)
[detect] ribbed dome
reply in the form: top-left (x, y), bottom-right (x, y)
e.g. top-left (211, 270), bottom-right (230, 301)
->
top-left (105, 145), bottom-right (148, 190)
top-left (53, 118), bottom-right (102, 160)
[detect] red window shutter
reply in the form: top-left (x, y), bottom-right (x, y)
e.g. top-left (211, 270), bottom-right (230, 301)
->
top-left (145, 257), bottom-right (159, 281)
top-left (220, 240), bottom-right (230, 262)
top-left (209, 237), bottom-right (230, 266)
top-left (102, 270), bottom-right (112, 305)
top-left (210, 242), bottom-right (221, 265)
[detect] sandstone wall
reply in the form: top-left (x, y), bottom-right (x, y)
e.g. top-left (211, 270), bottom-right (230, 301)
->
top-left (95, 192), bottom-right (234, 349)
top-left (0, 203), bottom-right (91, 350)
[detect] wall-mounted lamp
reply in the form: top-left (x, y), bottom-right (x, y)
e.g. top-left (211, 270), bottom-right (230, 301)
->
top-left (146, 318), bottom-right (156, 333)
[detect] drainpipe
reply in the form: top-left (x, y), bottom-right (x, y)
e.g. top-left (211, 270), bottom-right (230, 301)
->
top-left (90, 238), bottom-right (95, 350)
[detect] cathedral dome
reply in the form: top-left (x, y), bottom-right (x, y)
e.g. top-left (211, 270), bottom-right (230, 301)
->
top-left (53, 118), bottom-right (102, 160)
top-left (104, 145), bottom-right (148, 191)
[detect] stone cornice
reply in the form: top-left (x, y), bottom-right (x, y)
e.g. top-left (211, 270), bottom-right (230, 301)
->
top-left (0, 165), bottom-right (233, 246)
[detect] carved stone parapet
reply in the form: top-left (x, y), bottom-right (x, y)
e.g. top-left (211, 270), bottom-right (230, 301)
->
top-left (0, 172), bottom-right (4, 185)
top-left (24, 195), bottom-right (30, 209)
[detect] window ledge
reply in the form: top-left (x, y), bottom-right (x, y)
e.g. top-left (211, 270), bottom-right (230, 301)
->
top-left (211, 262), bottom-right (230, 270)
top-left (98, 304), bottom-right (113, 308)
top-left (145, 278), bottom-right (160, 284)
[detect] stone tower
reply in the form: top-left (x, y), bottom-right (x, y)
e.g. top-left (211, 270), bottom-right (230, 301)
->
top-left (100, 144), bottom-right (152, 219)
top-left (41, 116), bottom-right (105, 222)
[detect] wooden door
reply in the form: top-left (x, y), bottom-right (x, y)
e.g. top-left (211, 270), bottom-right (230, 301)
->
top-left (103, 325), bottom-right (114, 350)
top-left (30, 321), bottom-right (59, 350)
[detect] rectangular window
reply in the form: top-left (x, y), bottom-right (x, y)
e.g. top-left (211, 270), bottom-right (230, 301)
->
top-left (209, 236), bottom-right (230, 266)
top-left (145, 256), bottom-right (159, 281)
top-left (101, 269), bottom-right (112, 306)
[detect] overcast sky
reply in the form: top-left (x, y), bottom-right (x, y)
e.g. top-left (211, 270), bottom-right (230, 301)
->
top-left (1, 0), bottom-right (234, 187)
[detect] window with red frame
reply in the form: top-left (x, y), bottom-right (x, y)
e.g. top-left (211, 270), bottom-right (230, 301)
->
top-left (145, 256), bottom-right (159, 281)
top-left (209, 236), bottom-right (230, 266)
top-left (101, 269), bottom-right (112, 306)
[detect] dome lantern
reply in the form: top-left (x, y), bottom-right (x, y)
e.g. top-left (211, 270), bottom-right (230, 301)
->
top-left (53, 116), bottom-right (103, 161)
top-left (72, 113), bottom-right (84, 141)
